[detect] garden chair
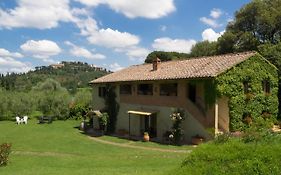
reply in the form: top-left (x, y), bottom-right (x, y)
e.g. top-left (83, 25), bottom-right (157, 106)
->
top-left (22, 116), bottom-right (28, 124)
top-left (16, 116), bottom-right (21, 125)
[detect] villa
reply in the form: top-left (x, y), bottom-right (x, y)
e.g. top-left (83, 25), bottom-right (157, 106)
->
top-left (90, 52), bottom-right (278, 143)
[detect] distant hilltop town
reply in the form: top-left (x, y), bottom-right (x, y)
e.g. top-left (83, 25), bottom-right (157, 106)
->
top-left (34, 61), bottom-right (110, 73)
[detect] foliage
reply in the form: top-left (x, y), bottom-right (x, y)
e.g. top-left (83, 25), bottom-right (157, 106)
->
top-left (0, 61), bottom-right (108, 93)
top-left (216, 54), bottom-right (278, 131)
top-left (189, 41), bottom-right (218, 57)
top-left (73, 88), bottom-right (93, 107)
top-left (145, 51), bottom-right (190, 63)
top-left (69, 104), bottom-right (88, 120)
top-left (98, 113), bottom-right (109, 131)
top-left (171, 134), bottom-right (281, 175)
top-left (104, 85), bottom-right (119, 133)
top-left (33, 79), bottom-right (71, 120)
top-left (170, 108), bottom-right (185, 145)
top-left (213, 133), bottom-right (232, 144)
top-left (0, 143), bottom-right (11, 166)
top-left (0, 90), bottom-right (34, 120)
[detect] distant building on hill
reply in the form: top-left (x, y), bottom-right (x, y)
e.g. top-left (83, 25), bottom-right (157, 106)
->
top-left (50, 63), bottom-right (64, 69)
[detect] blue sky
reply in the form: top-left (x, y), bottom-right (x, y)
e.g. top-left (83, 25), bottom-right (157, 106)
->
top-left (0, 0), bottom-right (250, 73)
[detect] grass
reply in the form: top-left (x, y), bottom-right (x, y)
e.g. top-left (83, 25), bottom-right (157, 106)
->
top-left (0, 120), bottom-right (191, 175)
top-left (99, 136), bottom-right (195, 151)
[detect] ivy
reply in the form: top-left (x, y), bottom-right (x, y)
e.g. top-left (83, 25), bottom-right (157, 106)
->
top-left (215, 54), bottom-right (278, 131)
top-left (104, 84), bottom-right (119, 134)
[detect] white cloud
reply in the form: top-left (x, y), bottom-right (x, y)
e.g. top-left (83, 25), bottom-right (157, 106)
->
top-left (0, 48), bottom-right (23, 58)
top-left (74, 17), bottom-right (99, 36)
top-left (202, 28), bottom-right (225, 42)
top-left (109, 62), bottom-right (124, 72)
top-left (115, 46), bottom-right (150, 62)
top-left (200, 17), bottom-right (222, 28)
top-left (0, 0), bottom-right (74, 29)
top-left (210, 8), bottom-right (222, 19)
top-left (87, 28), bottom-right (140, 48)
top-left (0, 48), bottom-right (32, 74)
top-left (75, 0), bottom-right (175, 19)
top-left (0, 57), bottom-right (32, 74)
top-left (20, 40), bottom-right (61, 59)
top-left (65, 41), bottom-right (105, 59)
top-left (152, 37), bottom-right (196, 53)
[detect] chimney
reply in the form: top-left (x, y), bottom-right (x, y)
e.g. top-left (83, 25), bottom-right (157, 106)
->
top-left (152, 57), bottom-right (161, 71)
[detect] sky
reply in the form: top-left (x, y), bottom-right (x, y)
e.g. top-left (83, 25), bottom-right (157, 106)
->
top-left (0, 0), bottom-right (251, 73)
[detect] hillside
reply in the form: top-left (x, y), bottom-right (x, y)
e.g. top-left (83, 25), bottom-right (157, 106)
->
top-left (0, 61), bottom-right (109, 93)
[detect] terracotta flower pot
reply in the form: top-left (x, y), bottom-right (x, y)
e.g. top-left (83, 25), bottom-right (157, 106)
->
top-left (143, 133), bottom-right (150, 142)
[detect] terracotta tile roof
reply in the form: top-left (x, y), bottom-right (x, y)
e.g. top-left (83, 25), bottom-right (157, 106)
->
top-left (91, 52), bottom-right (256, 84)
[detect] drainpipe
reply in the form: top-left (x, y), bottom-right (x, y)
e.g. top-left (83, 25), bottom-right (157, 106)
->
top-left (215, 99), bottom-right (219, 135)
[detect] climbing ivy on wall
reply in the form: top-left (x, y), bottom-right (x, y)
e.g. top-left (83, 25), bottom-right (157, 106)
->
top-left (215, 54), bottom-right (278, 131)
top-left (104, 84), bottom-right (119, 133)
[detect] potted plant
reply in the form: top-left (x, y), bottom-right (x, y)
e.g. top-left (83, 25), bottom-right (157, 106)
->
top-left (191, 135), bottom-right (204, 145)
top-left (143, 132), bottom-right (150, 142)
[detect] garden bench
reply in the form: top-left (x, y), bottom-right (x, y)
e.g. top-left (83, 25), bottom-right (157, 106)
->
top-left (38, 116), bottom-right (53, 124)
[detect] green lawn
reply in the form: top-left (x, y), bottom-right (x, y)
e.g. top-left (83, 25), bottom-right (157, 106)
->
top-left (0, 120), bottom-right (190, 175)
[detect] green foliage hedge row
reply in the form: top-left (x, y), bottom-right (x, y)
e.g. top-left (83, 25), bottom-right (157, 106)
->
top-left (215, 54), bottom-right (278, 131)
top-left (170, 132), bottom-right (281, 175)
top-left (0, 79), bottom-right (93, 121)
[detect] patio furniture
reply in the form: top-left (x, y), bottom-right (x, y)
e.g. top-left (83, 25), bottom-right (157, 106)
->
top-left (38, 116), bottom-right (53, 124)
top-left (16, 116), bottom-right (21, 125)
top-left (22, 116), bottom-right (28, 124)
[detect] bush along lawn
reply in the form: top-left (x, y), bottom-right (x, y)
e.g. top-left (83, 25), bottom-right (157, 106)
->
top-left (169, 130), bottom-right (281, 175)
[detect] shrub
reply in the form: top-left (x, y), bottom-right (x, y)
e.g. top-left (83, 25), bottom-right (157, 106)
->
top-left (169, 134), bottom-right (281, 175)
top-left (98, 113), bottom-right (109, 132)
top-left (0, 143), bottom-right (11, 166)
top-left (170, 108), bottom-right (185, 145)
top-left (213, 133), bottom-right (231, 144)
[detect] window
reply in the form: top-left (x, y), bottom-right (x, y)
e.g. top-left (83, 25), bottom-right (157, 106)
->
top-left (262, 80), bottom-right (271, 94)
top-left (187, 84), bottom-right (196, 103)
top-left (160, 83), bottom-right (177, 96)
top-left (243, 81), bottom-right (250, 94)
top-left (137, 84), bottom-right (153, 95)
top-left (120, 84), bottom-right (132, 95)
top-left (98, 86), bottom-right (106, 97)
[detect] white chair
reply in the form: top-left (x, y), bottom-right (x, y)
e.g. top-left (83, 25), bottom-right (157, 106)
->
top-left (22, 116), bottom-right (28, 124)
top-left (16, 116), bottom-right (21, 125)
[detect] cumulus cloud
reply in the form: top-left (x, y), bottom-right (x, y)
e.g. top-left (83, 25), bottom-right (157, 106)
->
top-left (200, 17), bottom-right (222, 28)
top-left (0, 57), bottom-right (32, 74)
top-left (109, 62), bottom-right (124, 72)
top-left (0, 48), bottom-right (23, 58)
top-left (0, 48), bottom-right (31, 74)
top-left (75, 0), bottom-right (175, 19)
top-left (87, 28), bottom-right (140, 48)
top-left (0, 0), bottom-right (73, 29)
top-left (115, 46), bottom-right (150, 62)
top-left (210, 8), bottom-right (222, 19)
top-left (152, 37), bottom-right (196, 53)
top-left (65, 41), bottom-right (106, 59)
top-left (200, 8), bottom-right (224, 28)
top-left (20, 40), bottom-right (61, 59)
top-left (202, 28), bottom-right (224, 42)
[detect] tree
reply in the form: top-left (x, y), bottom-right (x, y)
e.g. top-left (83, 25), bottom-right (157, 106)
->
top-left (145, 51), bottom-right (190, 63)
top-left (33, 79), bottom-right (71, 120)
top-left (189, 41), bottom-right (218, 57)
